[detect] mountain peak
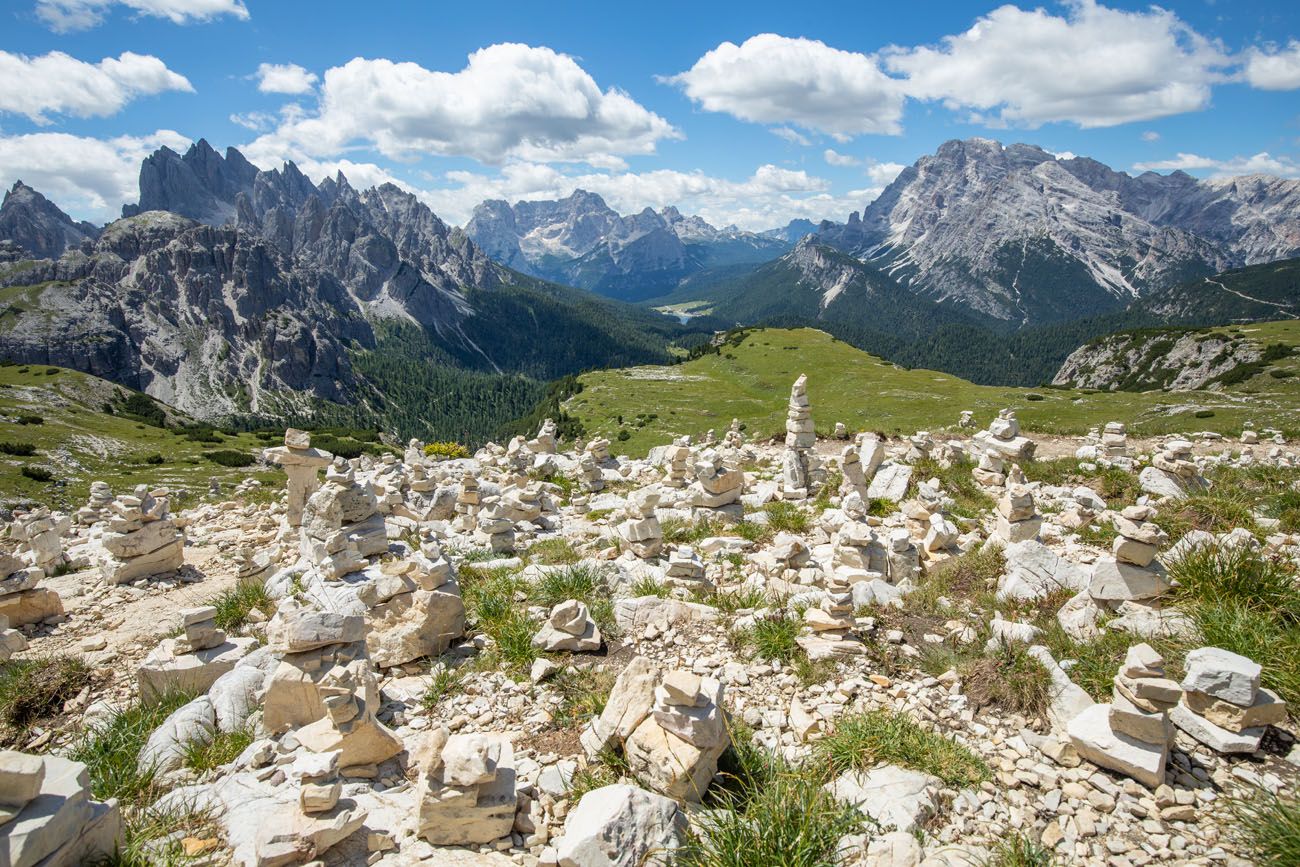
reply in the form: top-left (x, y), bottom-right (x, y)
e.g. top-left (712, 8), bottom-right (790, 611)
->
top-left (0, 179), bottom-right (99, 259)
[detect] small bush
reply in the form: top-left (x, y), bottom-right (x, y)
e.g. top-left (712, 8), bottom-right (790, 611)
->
top-left (20, 466), bottom-right (52, 482)
top-left (142, 453), bottom-right (165, 465)
top-left (1025, 393), bottom-right (1045, 401)
top-left (15, 415), bottom-right (43, 425)
top-left (1269, 369), bottom-right (1295, 380)
top-left (616, 429), bottom-right (631, 442)
top-left (1194, 409), bottom-right (1216, 418)
top-left (423, 441), bottom-right (470, 459)
top-left (815, 708), bottom-right (990, 787)
top-left (0, 441), bottom-right (36, 456)
top-left (202, 449), bottom-right (255, 467)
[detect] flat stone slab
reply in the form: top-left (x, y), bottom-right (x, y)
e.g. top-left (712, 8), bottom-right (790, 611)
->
top-left (1068, 703), bottom-right (1168, 788)
top-left (137, 636), bottom-right (259, 702)
top-left (1170, 704), bottom-right (1265, 754)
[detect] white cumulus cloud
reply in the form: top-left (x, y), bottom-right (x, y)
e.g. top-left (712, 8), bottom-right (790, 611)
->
top-left (35, 0), bottom-right (248, 31)
top-left (1132, 152), bottom-right (1300, 178)
top-left (0, 50), bottom-right (193, 123)
top-left (254, 63), bottom-right (318, 95)
top-left (243, 44), bottom-right (678, 168)
top-left (0, 129), bottom-right (191, 222)
top-left (824, 149), bottom-right (860, 167)
top-left (885, 0), bottom-right (1230, 128)
top-left (666, 34), bottom-right (905, 139)
top-left (1243, 40), bottom-right (1300, 91)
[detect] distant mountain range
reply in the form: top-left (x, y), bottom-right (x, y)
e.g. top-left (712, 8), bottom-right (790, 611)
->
top-left (0, 141), bottom-right (698, 439)
top-left (3, 135), bottom-right (1300, 435)
top-left (464, 190), bottom-right (793, 302)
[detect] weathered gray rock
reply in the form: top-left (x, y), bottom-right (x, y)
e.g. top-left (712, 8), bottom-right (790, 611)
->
top-left (825, 765), bottom-right (940, 833)
top-left (1180, 647), bottom-right (1261, 707)
top-left (555, 784), bottom-right (685, 867)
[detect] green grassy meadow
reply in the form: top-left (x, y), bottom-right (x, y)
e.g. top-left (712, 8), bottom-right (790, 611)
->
top-left (567, 325), bottom-right (1300, 456)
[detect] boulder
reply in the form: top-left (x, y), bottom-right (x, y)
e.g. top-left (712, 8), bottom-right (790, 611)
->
top-left (825, 765), bottom-right (940, 833)
top-left (1180, 647), bottom-right (1261, 707)
top-left (555, 784), bottom-right (685, 867)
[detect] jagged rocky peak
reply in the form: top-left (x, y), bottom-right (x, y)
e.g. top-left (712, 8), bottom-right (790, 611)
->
top-left (812, 136), bottom-right (1300, 326)
top-left (0, 180), bottom-right (100, 260)
top-left (125, 139), bottom-right (259, 224)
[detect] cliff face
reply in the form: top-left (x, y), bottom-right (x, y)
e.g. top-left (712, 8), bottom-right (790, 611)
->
top-left (0, 181), bottom-right (99, 260)
top-left (1052, 329), bottom-right (1263, 392)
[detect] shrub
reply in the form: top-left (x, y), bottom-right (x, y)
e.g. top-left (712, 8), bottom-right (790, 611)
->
top-left (1025, 393), bottom-right (1045, 401)
top-left (815, 708), bottom-right (990, 787)
top-left (0, 441), bottom-right (36, 456)
top-left (202, 449), bottom-right (255, 467)
top-left (15, 415), bottom-right (43, 425)
top-left (616, 429), bottom-right (631, 442)
top-left (1269, 369), bottom-right (1295, 380)
top-left (1194, 409), bottom-right (1216, 418)
top-left (142, 453), bottom-right (165, 465)
top-left (424, 441), bottom-right (469, 459)
top-left (20, 466), bottom-right (52, 482)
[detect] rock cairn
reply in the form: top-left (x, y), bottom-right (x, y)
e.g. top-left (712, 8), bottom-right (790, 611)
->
top-left (138, 605), bottom-right (257, 700)
top-left (299, 460), bottom-right (386, 580)
top-left (662, 440), bottom-right (690, 488)
top-left (905, 430), bottom-right (933, 462)
top-left (475, 502), bottom-right (516, 554)
top-left (723, 418), bottom-right (744, 448)
top-left (76, 481), bottom-right (114, 525)
top-left (0, 751), bottom-right (121, 865)
top-left (0, 536), bottom-right (63, 628)
top-left (690, 448), bottom-right (743, 508)
top-left (1089, 505), bottom-right (1170, 605)
top-left (1140, 439), bottom-right (1209, 500)
top-left (996, 485), bottom-right (1041, 543)
top-left (1068, 643), bottom-right (1179, 787)
top-left (781, 374), bottom-right (816, 500)
top-left (530, 418), bottom-right (558, 454)
top-left (9, 509), bottom-right (64, 575)
top-left (414, 729), bottom-right (518, 846)
top-left (618, 487), bottom-right (663, 559)
top-left (959, 410), bottom-right (975, 428)
top-left (886, 527), bottom-right (921, 587)
top-left (1101, 421), bottom-right (1129, 458)
top-left (263, 428), bottom-right (334, 528)
top-left (1172, 647), bottom-right (1286, 754)
top-left (586, 437), bottom-right (611, 464)
top-left (577, 451), bottom-right (604, 494)
top-left (631, 668), bottom-right (729, 802)
top-left (454, 472), bottom-right (480, 531)
top-left (801, 571), bottom-right (861, 656)
top-left (295, 660), bottom-right (403, 770)
top-left (665, 547), bottom-right (709, 593)
top-left (974, 409), bottom-right (1036, 464)
top-left (98, 486), bottom-right (184, 584)
top-left (532, 600), bottom-right (601, 652)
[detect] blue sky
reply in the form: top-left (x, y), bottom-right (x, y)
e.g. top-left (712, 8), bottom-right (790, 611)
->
top-left (2, 0), bottom-right (1299, 229)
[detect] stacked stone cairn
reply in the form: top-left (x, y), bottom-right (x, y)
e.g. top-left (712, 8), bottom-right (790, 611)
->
top-left (586, 437), bottom-right (611, 464)
top-left (723, 418), bottom-right (744, 448)
top-left (831, 508), bottom-right (886, 581)
top-left (1140, 439), bottom-right (1209, 499)
top-left (76, 481), bottom-right (115, 525)
top-left (1068, 643), bottom-right (1179, 787)
top-left (635, 668), bottom-right (729, 801)
top-left (0, 750), bottom-right (121, 865)
top-left (475, 500), bottom-right (516, 554)
top-left (662, 439), bottom-right (690, 488)
top-left (803, 571), bottom-right (858, 644)
top-left (577, 451), bottom-right (604, 494)
top-left (972, 447), bottom-right (1007, 489)
top-left (665, 546), bottom-right (709, 593)
top-left (996, 485), bottom-right (1042, 543)
top-left (98, 486), bottom-right (184, 584)
top-left (532, 599), bottom-right (602, 652)
top-left (299, 460), bottom-right (386, 580)
top-left (690, 448), bottom-right (743, 508)
top-left (263, 428), bottom-right (334, 528)
top-left (1172, 647), bottom-right (1286, 754)
top-left (618, 487), bottom-right (663, 559)
top-left (1088, 505), bottom-right (1171, 606)
top-left (253, 744), bottom-right (365, 866)
top-left (1102, 421), bottom-right (1130, 459)
top-left (0, 535), bottom-right (63, 628)
top-left (886, 528), bottom-right (921, 588)
top-left (414, 728), bottom-right (518, 846)
top-left (454, 472), bottom-right (480, 531)
top-left (362, 535), bottom-right (465, 667)
top-left (973, 409), bottom-right (1036, 465)
top-left (9, 509), bottom-right (64, 575)
top-left (529, 418), bottom-right (558, 454)
top-left (905, 430), bottom-right (933, 462)
top-left (834, 422), bottom-right (849, 439)
top-left (959, 410), bottom-right (975, 428)
top-left (781, 374), bottom-right (817, 500)
top-left (138, 604), bottom-right (257, 700)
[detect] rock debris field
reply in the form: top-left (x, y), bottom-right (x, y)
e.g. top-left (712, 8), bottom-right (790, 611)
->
top-left (0, 378), bottom-right (1297, 867)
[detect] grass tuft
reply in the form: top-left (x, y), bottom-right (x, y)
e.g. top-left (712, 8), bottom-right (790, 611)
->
top-left (183, 728), bottom-right (253, 772)
top-left (981, 832), bottom-right (1057, 867)
top-left (815, 708), bottom-right (990, 788)
top-left (0, 655), bottom-right (93, 745)
top-left (1229, 790), bottom-right (1300, 866)
top-left (209, 578), bottom-right (274, 632)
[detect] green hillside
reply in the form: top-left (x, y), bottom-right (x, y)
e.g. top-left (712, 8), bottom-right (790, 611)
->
top-left (566, 325), bottom-right (1300, 456)
top-left (0, 364), bottom-right (284, 510)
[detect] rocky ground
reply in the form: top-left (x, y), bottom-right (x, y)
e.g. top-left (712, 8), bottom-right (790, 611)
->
top-left (2, 401), bottom-right (1298, 867)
